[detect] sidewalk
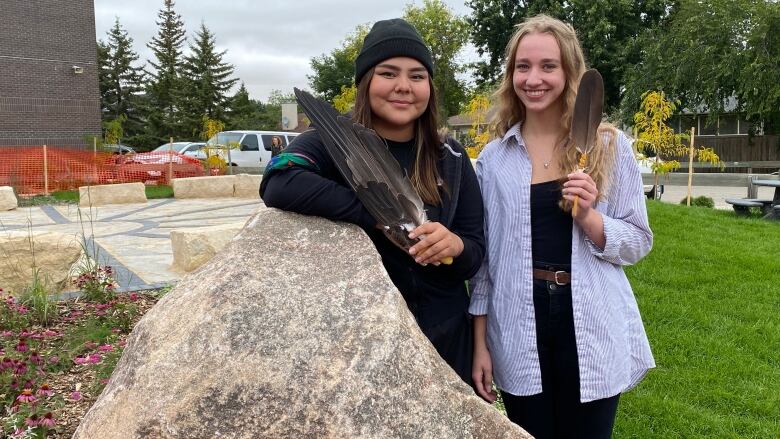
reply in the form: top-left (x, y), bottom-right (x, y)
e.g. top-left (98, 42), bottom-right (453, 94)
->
top-left (0, 198), bottom-right (263, 293)
top-left (657, 184), bottom-right (775, 210)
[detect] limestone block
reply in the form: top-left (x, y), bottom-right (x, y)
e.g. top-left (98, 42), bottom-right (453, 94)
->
top-left (172, 175), bottom-right (236, 199)
top-left (74, 209), bottom-right (530, 439)
top-left (0, 231), bottom-right (82, 294)
top-left (0, 186), bottom-right (17, 211)
top-left (232, 174), bottom-right (262, 198)
top-left (79, 182), bottom-right (147, 207)
top-left (170, 223), bottom-right (244, 272)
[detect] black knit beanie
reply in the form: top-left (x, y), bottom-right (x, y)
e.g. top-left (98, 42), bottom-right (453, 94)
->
top-left (354, 18), bottom-right (434, 84)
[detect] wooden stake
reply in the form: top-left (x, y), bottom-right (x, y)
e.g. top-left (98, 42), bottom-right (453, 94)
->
top-left (686, 127), bottom-right (695, 206)
top-left (43, 145), bottom-right (49, 195)
top-left (93, 137), bottom-right (98, 183)
top-left (168, 136), bottom-right (174, 184)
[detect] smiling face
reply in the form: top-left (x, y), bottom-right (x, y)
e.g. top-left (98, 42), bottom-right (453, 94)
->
top-left (512, 32), bottom-right (566, 119)
top-left (367, 57), bottom-right (431, 141)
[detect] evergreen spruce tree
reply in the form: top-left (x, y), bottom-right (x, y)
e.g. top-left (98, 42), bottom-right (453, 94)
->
top-left (146, 0), bottom-right (187, 143)
top-left (180, 22), bottom-right (238, 138)
top-left (227, 83), bottom-right (264, 130)
top-left (100, 18), bottom-right (146, 147)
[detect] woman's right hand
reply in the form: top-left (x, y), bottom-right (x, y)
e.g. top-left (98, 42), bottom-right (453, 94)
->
top-left (472, 315), bottom-right (497, 402)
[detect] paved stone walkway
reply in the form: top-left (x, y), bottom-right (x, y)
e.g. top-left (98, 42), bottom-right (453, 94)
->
top-left (0, 198), bottom-right (262, 292)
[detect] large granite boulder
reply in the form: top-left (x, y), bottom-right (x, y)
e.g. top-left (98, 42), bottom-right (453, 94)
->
top-left (0, 186), bottom-right (17, 211)
top-left (74, 208), bottom-right (530, 439)
top-left (0, 231), bottom-right (82, 294)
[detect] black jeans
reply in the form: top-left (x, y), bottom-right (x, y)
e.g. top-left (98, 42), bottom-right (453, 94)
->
top-left (502, 262), bottom-right (620, 439)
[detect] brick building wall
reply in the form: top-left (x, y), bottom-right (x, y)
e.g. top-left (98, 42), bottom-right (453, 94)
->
top-left (0, 0), bottom-right (101, 148)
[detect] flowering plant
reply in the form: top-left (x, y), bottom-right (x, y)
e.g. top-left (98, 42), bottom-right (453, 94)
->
top-left (75, 266), bottom-right (118, 303)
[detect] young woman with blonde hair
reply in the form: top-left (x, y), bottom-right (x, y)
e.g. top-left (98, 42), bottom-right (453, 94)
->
top-left (469, 15), bottom-right (654, 438)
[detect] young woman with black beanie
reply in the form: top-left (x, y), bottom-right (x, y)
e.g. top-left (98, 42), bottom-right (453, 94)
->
top-left (260, 18), bottom-right (485, 386)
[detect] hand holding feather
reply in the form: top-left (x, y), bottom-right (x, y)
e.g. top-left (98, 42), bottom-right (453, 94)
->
top-left (408, 222), bottom-right (463, 266)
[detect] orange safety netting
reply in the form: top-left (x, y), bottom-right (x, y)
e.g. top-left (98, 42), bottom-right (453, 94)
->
top-left (0, 146), bottom-right (217, 195)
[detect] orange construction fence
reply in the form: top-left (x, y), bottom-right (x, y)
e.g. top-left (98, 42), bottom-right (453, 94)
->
top-left (0, 146), bottom-right (216, 195)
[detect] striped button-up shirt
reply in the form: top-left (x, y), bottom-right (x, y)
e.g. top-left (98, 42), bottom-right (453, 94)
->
top-left (469, 123), bottom-right (655, 402)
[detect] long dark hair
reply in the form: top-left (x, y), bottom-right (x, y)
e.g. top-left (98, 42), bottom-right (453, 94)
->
top-left (353, 67), bottom-right (444, 205)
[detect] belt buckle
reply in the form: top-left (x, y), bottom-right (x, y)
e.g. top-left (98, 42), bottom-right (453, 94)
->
top-left (554, 271), bottom-right (567, 285)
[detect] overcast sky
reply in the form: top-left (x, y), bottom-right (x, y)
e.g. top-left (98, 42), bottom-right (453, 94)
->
top-left (94, 0), bottom-right (475, 102)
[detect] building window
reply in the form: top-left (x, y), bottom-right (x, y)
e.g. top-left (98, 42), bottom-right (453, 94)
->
top-left (698, 115), bottom-right (718, 136)
top-left (718, 114), bottom-right (739, 135)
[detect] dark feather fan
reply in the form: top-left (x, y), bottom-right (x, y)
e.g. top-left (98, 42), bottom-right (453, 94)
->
top-left (569, 69), bottom-right (604, 216)
top-left (294, 88), bottom-right (430, 253)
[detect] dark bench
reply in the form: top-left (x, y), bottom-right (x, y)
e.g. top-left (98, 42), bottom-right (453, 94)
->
top-left (725, 198), bottom-right (773, 215)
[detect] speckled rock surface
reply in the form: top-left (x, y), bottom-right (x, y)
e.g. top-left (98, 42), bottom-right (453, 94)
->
top-left (74, 208), bottom-right (531, 439)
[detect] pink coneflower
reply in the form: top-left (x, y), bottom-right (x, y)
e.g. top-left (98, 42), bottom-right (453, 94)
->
top-left (98, 344), bottom-right (114, 352)
top-left (73, 356), bottom-right (89, 365)
top-left (39, 412), bottom-right (56, 428)
top-left (69, 391), bottom-right (82, 401)
top-left (15, 340), bottom-right (28, 352)
top-left (43, 330), bottom-right (59, 337)
top-left (37, 384), bottom-right (53, 397)
top-left (13, 361), bottom-right (27, 375)
top-left (24, 414), bottom-right (39, 427)
top-left (1, 330), bottom-right (14, 337)
top-left (129, 292), bottom-right (139, 301)
top-left (1, 357), bottom-right (13, 370)
top-left (88, 353), bottom-right (102, 364)
top-left (19, 331), bottom-right (32, 337)
top-left (15, 305), bottom-right (28, 314)
top-left (48, 355), bottom-right (59, 364)
top-left (16, 389), bottom-right (37, 403)
top-left (95, 310), bottom-right (107, 316)
top-left (29, 351), bottom-right (44, 366)
top-left (118, 339), bottom-right (127, 348)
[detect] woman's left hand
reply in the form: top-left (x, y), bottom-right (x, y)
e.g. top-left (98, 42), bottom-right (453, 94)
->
top-left (563, 171), bottom-right (599, 221)
top-left (408, 222), bottom-right (464, 266)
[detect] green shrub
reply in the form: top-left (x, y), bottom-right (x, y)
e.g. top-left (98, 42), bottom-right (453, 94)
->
top-left (680, 195), bottom-right (715, 208)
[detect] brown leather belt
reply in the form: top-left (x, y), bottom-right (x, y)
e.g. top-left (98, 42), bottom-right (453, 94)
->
top-left (533, 268), bottom-right (571, 285)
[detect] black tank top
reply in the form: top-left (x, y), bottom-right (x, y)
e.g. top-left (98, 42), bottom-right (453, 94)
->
top-left (530, 179), bottom-right (572, 265)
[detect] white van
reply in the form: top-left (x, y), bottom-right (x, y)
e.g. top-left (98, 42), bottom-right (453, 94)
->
top-left (203, 131), bottom-right (299, 167)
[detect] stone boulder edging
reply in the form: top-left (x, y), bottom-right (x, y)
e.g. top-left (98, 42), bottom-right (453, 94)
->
top-left (79, 183), bottom-right (147, 207)
top-left (169, 223), bottom-right (244, 272)
top-left (0, 186), bottom-right (17, 211)
top-left (0, 231), bottom-right (82, 294)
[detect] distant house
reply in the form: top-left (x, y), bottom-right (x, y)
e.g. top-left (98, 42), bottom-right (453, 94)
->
top-left (0, 0), bottom-right (101, 148)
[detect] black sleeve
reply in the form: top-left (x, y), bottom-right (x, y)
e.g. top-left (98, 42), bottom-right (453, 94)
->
top-left (439, 139), bottom-right (486, 280)
top-left (260, 130), bottom-right (377, 231)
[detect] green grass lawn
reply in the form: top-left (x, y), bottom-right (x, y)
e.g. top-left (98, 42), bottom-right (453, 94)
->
top-left (617, 201), bottom-right (780, 438)
top-left (17, 185), bottom-right (174, 206)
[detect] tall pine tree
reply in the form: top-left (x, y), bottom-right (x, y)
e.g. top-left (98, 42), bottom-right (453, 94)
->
top-left (146, 0), bottom-right (187, 142)
top-left (180, 22), bottom-right (238, 138)
top-left (227, 83), bottom-right (265, 130)
top-left (100, 18), bottom-right (146, 147)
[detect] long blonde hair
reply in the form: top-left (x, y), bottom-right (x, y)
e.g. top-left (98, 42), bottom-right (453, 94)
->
top-left (490, 14), bottom-right (616, 202)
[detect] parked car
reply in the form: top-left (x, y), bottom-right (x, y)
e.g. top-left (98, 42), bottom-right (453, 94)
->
top-left (102, 144), bottom-right (136, 155)
top-left (151, 141), bottom-right (207, 157)
top-left (199, 131), bottom-right (300, 167)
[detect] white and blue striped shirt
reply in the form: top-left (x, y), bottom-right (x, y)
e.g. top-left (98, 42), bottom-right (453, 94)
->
top-left (469, 123), bottom-right (655, 402)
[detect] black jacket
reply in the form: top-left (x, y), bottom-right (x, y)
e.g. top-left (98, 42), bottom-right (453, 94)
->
top-left (260, 129), bottom-right (485, 372)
